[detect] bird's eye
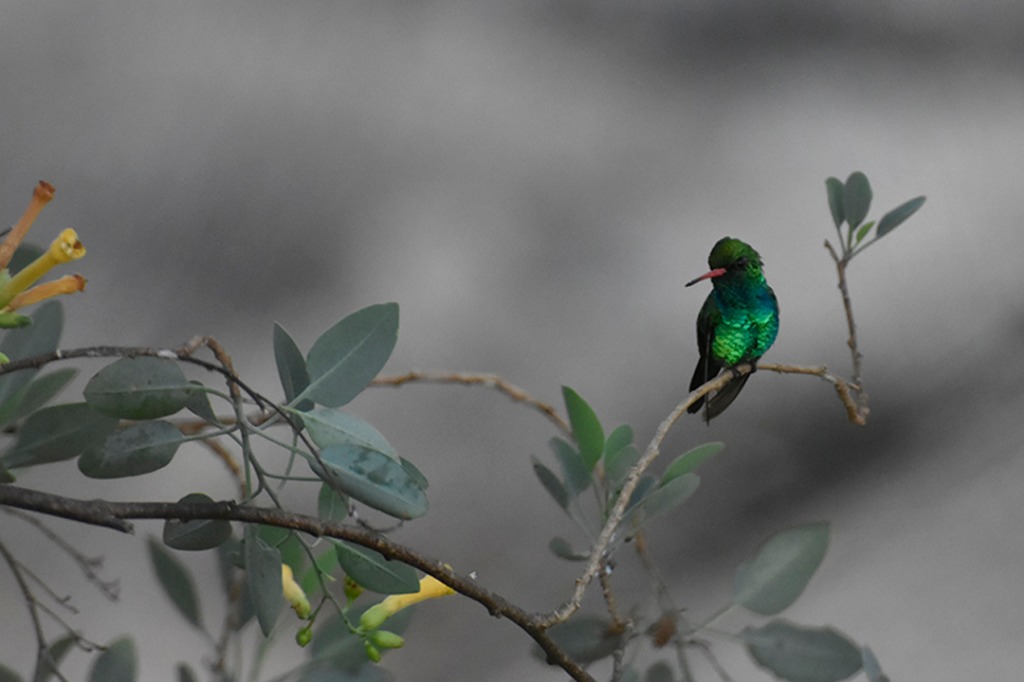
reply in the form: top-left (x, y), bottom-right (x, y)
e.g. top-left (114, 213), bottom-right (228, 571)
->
top-left (734, 257), bottom-right (749, 269)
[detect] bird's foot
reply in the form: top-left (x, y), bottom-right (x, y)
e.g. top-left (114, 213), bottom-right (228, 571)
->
top-left (727, 361), bottom-right (757, 379)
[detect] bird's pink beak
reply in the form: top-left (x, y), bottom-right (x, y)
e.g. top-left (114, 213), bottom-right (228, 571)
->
top-left (685, 267), bottom-right (727, 287)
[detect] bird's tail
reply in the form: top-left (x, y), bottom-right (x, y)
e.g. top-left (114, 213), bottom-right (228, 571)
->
top-left (702, 372), bottom-right (750, 421)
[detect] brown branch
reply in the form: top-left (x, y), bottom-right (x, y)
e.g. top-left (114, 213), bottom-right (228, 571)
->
top-left (372, 371), bottom-right (571, 437)
top-left (824, 240), bottom-right (870, 423)
top-left (0, 484), bottom-right (596, 682)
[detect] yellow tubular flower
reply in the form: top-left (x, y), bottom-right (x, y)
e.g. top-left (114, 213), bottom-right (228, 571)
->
top-left (282, 564), bottom-right (311, 619)
top-left (0, 229), bottom-right (86, 310)
top-left (359, 575), bottom-right (456, 631)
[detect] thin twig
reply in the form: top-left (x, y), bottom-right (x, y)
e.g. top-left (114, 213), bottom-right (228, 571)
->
top-left (4, 508), bottom-right (119, 599)
top-left (824, 240), bottom-right (870, 423)
top-left (372, 371), bottom-right (571, 437)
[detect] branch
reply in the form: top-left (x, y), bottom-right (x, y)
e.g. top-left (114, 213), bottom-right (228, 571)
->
top-left (824, 240), bottom-right (870, 423)
top-left (0, 485), bottom-right (596, 682)
top-left (372, 371), bottom-right (571, 437)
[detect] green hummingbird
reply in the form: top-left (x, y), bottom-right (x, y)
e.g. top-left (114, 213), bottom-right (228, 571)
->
top-left (686, 237), bottom-right (779, 420)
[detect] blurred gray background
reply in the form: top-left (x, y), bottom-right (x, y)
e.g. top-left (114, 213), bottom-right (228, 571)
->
top-left (2, 0), bottom-right (1024, 680)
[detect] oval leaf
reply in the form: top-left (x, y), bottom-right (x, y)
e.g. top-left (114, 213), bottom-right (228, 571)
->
top-left (861, 646), bottom-right (888, 682)
top-left (2, 403), bottom-right (118, 468)
top-left (176, 664), bottom-right (199, 682)
top-left (842, 172), bottom-right (872, 229)
top-left (562, 386), bottom-right (604, 468)
top-left (824, 177), bottom-right (845, 229)
top-left (147, 537), bottom-right (202, 628)
top-left (603, 424), bottom-right (634, 459)
top-left (876, 195), bottom-right (925, 238)
top-left (660, 441), bottom-right (724, 484)
top-left (311, 443), bottom-right (427, 520)
top-left (0, 367), bottom-right (76, 429)
top-left (244, 525), bottom-right (283, 636)
top-left (88, 637), bottom-right (136, 682)
top-left (742, 620), bottom-right (862, 682)
top-left (37, 634), bottom-right (77, 682)
top-left (545, 615), bottom-right (623, 664)
top-left (549, 536), bottom-right (589, 562)
top-left (317, 484), bottom-right (350, 523)
top-left (297, 407), bottom-right (398, 461)
top-left (604, 444), bottom-right (639, 492)
top-left (550, 437), bottom-right (591, 497)
top-left (735, 522), bottom-right (830, 615)
top-left (297, 302), bottom-right (399, 408)
top-left (274, 322), bottom-right (313, 411)
top-left (163, 493), bottom-right (233, 551)
top-left (334, 540), bottom-right (419, 594)
top-left (84, 357), bottom-right (191, 419)
top-left (624, 472), bottom-right (700, 529)
top-left (0, 301), bottom-right (62, 407)
top-left (78, 420), bottom-right (183, 478)
top-left (532, 457), bottom-right (569, 510)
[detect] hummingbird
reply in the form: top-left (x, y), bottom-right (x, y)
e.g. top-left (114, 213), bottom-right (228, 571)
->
top-left (686, 237), bottom-right (779, 421)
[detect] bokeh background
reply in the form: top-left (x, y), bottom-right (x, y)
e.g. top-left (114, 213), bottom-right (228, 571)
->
top-left (2, 1), bottom-right (1024, 680)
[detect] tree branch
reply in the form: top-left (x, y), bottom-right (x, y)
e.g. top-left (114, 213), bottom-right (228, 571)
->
top-left (0, 484), bottom-right (596, 682)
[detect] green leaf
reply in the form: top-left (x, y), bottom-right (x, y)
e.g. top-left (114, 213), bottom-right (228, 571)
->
top-left (842, 172), bottom-right (872, 229)
top-left (162, 493), bottom-right (232, 551)
top-left (87, 637), bottom-right (136, 682)
top-left (2, 403), bottom-right (118, 468)
top-left (0, 662), bottom-right (22, 682)
top-left (604, 444), bottom-right (639, 492)
top-left (301, 544), bottom-right (340, 598)
top-left (603, 424), bottom-right (633, 460)
top-left (175, 663), bottom-right (199, 682)
top-left (562, 386), bottom-right (604, 468)
top-left (549, 437), bottom-right (591, 497)
top-left (824, 177), bottom-right (845, 229)
top-left (400, 457), bottom-right (429, 490)
top-left (84, 357), bottom-right (191, 419)
top-left (0, 301), bottom-right (62, 408)
top-left (660, 441), bottom-right (724, 484)
top-left (861, 646), bottom-right (889, 682)
top-left (317, 484), bottom-right (349, 523)
top-left (147, 537), bottom-right (201, 628)
top-left (311, 443), bottom-right (428, 520)
top-left (297, 407), bottom-right (398, 461)
top-left (274, 322), bottom-right (313, 411)
top-left (78, 420), bottom-right (183, 478)
top-left (334, 540), bottom-right (419, 594)
top-left (183, 381), bottom-right (219, 424)
top-left (734, 522), bottom-right (830, 615)
top-left (0, 368), bottom-right (76, 429)
top-left (623, 473), bottom-right (700, 528)
top-left (297, 303), bottom-right (399, 408)
top-left (644, 662), bottom-right (673, 682)
top-left (548, 536), bottom-right (589, 561)
top-left (36, 634), bottom-right (77, 682)
top-left (545, 615), bottom-right (623, 664)
top-left (244, 525), bottom-right (283, 637)
top-left (742, 620), bottom-right (862, 682)
top-left (853, 220), bottom-right (875, 245)
top-left (876, 195), bottom-right (926, 239)
top-left (532, 457), bottom-right (569, 510)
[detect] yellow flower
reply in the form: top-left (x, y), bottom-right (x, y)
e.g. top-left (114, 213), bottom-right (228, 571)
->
top-left (0, 182), bottom-right (88, 317)
top-left (359, 574), bottom-right (456, 631)
top-left (282, 564), bottom-right (311, 619)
